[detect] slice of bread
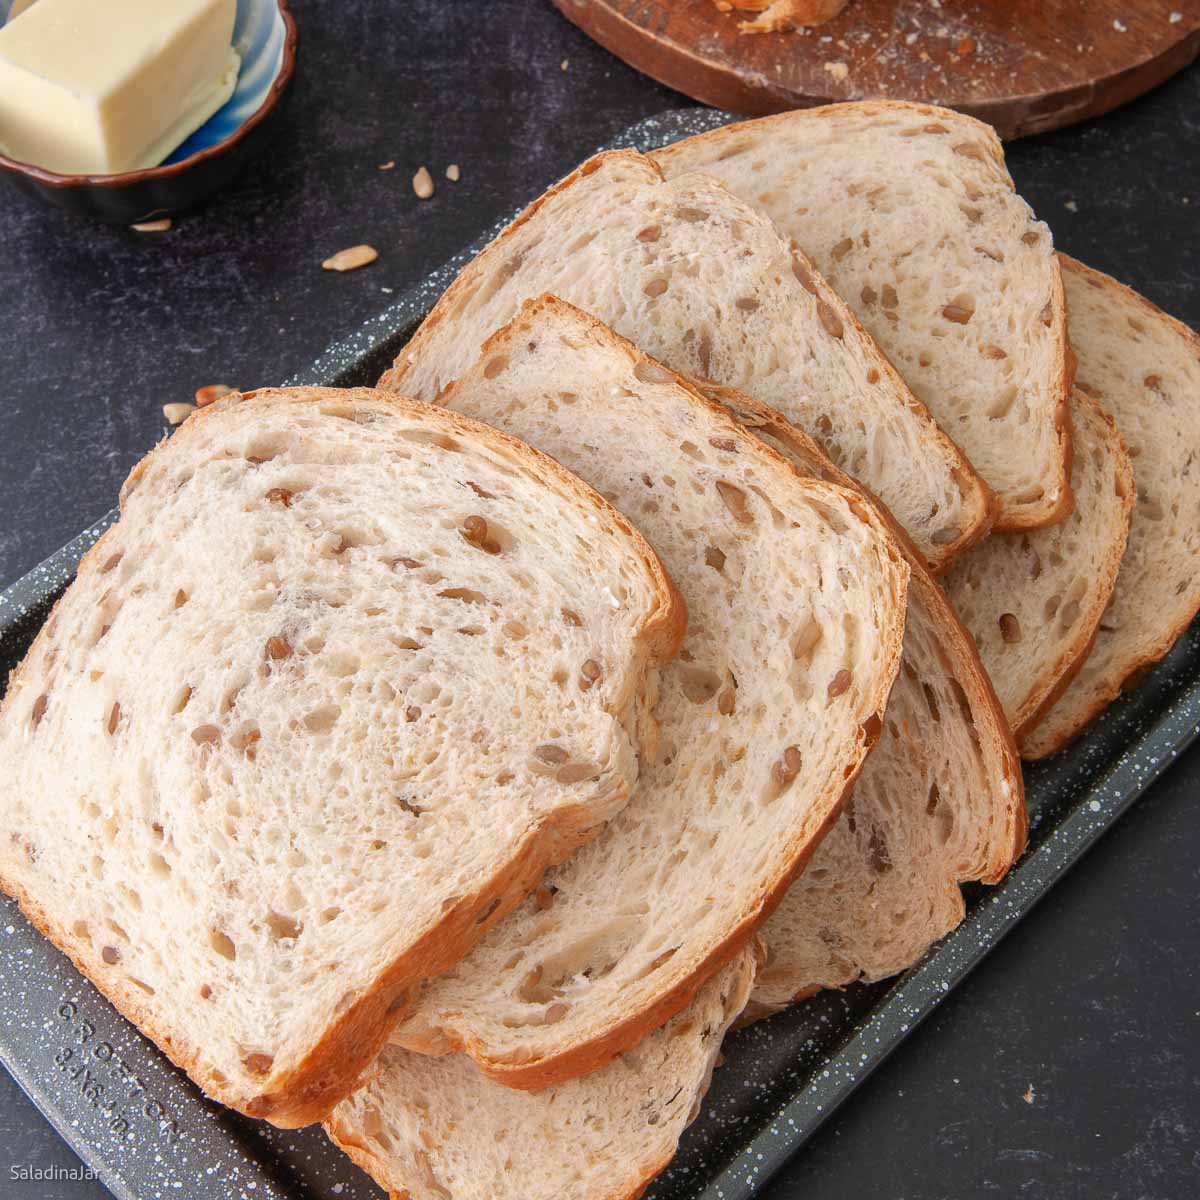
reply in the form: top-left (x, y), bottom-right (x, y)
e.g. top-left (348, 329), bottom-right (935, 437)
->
top-left (651, 102), bottom-right (1073, 531)
top-left (1021, 258), bottom-right (1200, 757)
top-left (327, 945), bottom-right (757, 1200)
top-left (391, 296), bottom-right (910, 1088)
top-left (694, 380), bottom-right (1025, 1009)
top-left (380, 148), bottom-right (991, 571)
top-left (0, 386), bottom-right (684, 1127)
top-left (945, 391), bottom-right (1134, 748)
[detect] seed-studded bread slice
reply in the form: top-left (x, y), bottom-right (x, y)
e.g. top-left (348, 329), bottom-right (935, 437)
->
top-left (328, 945), bottom-right (757, 1200)
top-left (380, 148), bottom-right (991, 571)
top-left (945, 391), bottom-right (1134, 748)
top-left (651, 102), bottom-right (1072, 531)
top-left (694, 379), bottom-right (1025, 1010)
top-left (0, 386), bottom-right (684, 1127)
top-left (1021, 258), bottom-right (1200, 757)
top-left (392, 296), bottom-right (909, 1087)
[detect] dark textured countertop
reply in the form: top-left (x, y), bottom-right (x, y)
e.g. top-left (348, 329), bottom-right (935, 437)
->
top-left (1, 3), bottom-right (1197, 1198)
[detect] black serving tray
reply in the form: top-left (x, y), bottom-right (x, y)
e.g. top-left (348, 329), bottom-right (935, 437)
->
top-left (2, 109), bottom-right (1199, 1200)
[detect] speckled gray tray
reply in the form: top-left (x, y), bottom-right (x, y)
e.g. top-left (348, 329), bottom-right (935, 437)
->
top-left (2, 108), bottom-right (1199, 1200)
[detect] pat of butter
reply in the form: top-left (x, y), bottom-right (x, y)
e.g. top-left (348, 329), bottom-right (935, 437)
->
top-left (0, 0), bottom-right (240, 176)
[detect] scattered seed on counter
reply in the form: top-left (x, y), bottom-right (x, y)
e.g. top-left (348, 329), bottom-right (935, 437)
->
top-left (560, 58), bottom-right (569, 71)
top-left (445, 163), bottom-right (460, 182)
top-left (131, 218), bottom-right (171, 233)
top-left (413, 166), bottom-right (434, 199)
top-left (378, 160), bottom-right (396, 171)
top-left (163, 403), bottom-right (195, 425)
top-left (322, 245), bottom-right (379, 272)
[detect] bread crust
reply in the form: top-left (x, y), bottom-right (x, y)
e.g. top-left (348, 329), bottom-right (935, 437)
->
top-left (399, 296), bottom-right (910, 1090)
top-left (1010, 393), bottom-right (1135, 745)
top-left (0, 386), bottom-right (686, 1127)
top-left (1021, 257), bottom-right (1200, 757)
top-left (650, 101), bottom-right (1076, 533)
top-left (381, 145), bottom-right (994, 571)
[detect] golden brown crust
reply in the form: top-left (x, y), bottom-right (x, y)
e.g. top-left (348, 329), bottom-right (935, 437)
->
top-left (412, 295), bottom-right (910, 1090)
top-left (1009, 394), bottom-right (1135, 749)
top-left (0, 385), bottom-right (686, 1127)
top-left (650, 103), bottom-right (1076, 534)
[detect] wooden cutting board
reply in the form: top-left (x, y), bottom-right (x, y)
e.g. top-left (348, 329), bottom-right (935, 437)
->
top-left (552, 0), bottom-right (1200, 139)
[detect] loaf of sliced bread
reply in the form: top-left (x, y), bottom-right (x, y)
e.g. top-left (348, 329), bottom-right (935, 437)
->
top-left (1021, 258), bottom-right (1200, 757)
top-left (328, 945), bottom-right (757, 1200)
top-left (695, 380), bottom-right (1025, 1008)
top-left (391, 296), bottom-right (909, 1087)
top-left (651, 102), bottom-right (1072, 531)
top-left (945, 391), bottom-right (1134, 746)
top-left (381, 148), bottom-right (991, 570)
top-left (0, 387), bottom-right (684, 1126)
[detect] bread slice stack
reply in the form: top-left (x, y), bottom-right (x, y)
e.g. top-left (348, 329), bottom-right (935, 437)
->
top-left (2, 99), bottom-right (1197, 1200)
top-left (651, 102), bottom-right (1073, 531)
top-left (382, 146), bottom-right (991, 569)
top-left (329, 942), bottom-right (760, 1200)
top-left (1018, 257), bottom-right (1200, 755)
top-left (389, 296), bottom-right (910, 1087)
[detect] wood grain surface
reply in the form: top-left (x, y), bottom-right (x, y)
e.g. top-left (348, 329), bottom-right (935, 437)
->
top-left (551, 0), bottom-right (1200, 138)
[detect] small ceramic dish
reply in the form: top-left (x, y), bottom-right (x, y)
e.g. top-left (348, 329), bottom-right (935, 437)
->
top-left (0, 0), bottom-right (297, 224)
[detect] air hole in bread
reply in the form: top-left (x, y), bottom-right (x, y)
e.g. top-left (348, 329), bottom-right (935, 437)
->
top-left (220, 674), bottom-right (250, 713)
top-left (748, 484), bottom-right (787, 528)
top-left (987, 385), bottom-right (1018, 420)
top-left (679, 667), bottom-right (722, 705)
top-left (867, 828), bottom-right (892, 874)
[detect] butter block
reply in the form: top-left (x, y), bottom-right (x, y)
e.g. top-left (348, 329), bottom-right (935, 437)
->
top-left (0, 0), bottom-right (240, 176)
